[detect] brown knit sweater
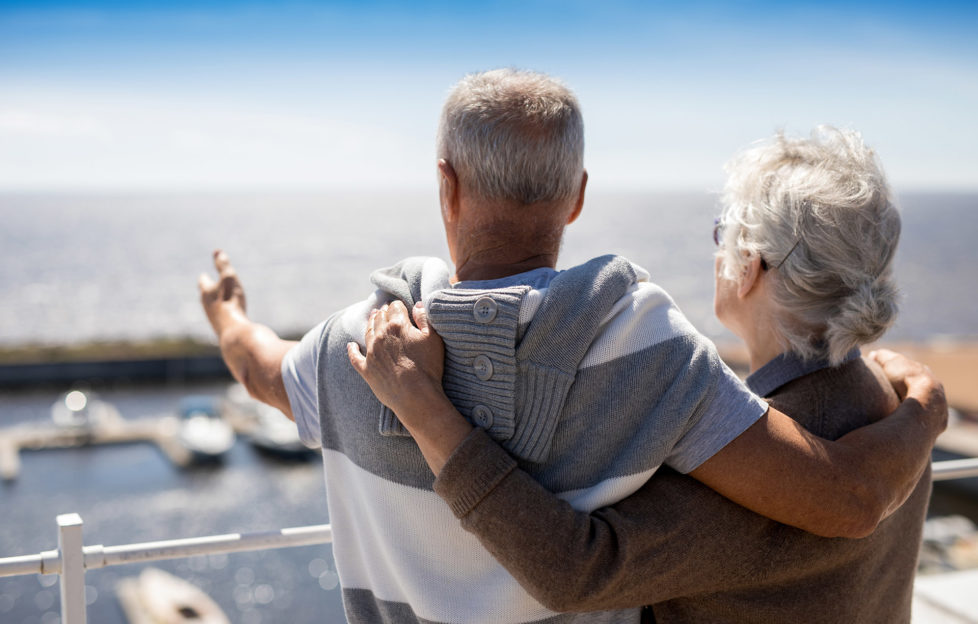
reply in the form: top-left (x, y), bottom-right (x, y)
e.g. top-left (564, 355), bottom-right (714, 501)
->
top-left (434, 356), bottom-right (931, 623)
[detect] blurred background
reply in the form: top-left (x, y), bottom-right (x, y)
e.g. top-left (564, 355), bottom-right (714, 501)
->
top-left (1, 1), bottom-right (976, 623)
top-left (1, 0), bottom-right (976, 347)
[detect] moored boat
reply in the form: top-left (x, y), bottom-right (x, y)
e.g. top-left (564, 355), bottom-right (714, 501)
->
top-left (50, 388), bottom-right (120, 430)
top-left (224, 384), bottom-right (317, 460)
top-left (116, 567), bottom-right (231, 624)
top-left (177, 396), bottom-right (235, 462)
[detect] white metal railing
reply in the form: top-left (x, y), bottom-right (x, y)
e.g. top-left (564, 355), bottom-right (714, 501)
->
top-left (931, 457), bottom-right (978, 481)
top-left (2, 458), bottom-right (977, 623)
top-left (0, 514), bottom-right (332, 624)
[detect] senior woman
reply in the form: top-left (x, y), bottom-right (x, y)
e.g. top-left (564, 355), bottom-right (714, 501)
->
top-left (351, 128), bottom-right (933, 622)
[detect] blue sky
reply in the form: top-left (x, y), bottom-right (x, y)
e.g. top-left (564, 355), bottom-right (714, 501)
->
top-left (1, 1), bottom-right (976, 192)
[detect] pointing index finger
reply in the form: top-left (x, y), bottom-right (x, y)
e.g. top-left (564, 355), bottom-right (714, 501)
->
top-left (214, 249), bottom-right (232, 273)
top-left (198, 273), bottom-right (216, 292)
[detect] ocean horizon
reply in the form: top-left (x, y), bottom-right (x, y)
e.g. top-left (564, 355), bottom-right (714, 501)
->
top-left (1, 190), bottom-right (975, 350)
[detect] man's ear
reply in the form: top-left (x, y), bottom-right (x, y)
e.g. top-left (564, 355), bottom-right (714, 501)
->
top-left (437, 159), bottom-right (460, 224)
top-left (737, 254), bottom-right (765, 299)
top-left (567, 169), bottom-right (587, 225)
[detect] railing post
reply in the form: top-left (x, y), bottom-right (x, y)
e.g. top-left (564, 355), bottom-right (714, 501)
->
top-left (57, 513), bottom-right (87, 624)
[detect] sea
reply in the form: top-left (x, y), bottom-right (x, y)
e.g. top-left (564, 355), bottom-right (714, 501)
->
top-left (0, 190), bottom-right (976, 623)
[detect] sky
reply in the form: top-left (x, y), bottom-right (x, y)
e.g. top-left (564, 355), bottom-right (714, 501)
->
top-left (1, 0), bottom-right (976, 193)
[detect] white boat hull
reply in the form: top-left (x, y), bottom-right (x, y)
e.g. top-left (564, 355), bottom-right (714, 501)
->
top-left (116, 567), bottom-right (231, 624)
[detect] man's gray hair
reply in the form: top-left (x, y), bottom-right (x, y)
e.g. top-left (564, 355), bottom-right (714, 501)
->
top-left (437, 68), bottom-right (584, 205)
top-left (717, 127), bottom-right (901, 365)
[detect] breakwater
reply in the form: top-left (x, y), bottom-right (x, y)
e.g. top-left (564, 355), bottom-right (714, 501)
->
top-left (0, 355), bottom-right (229, 389)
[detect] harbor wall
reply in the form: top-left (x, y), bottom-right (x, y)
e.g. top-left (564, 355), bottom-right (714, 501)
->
top-left (0, 355), bottom-right (231, 389)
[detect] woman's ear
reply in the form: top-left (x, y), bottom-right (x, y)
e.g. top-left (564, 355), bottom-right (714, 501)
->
top-left (737, 254), bottom-right (765, 299)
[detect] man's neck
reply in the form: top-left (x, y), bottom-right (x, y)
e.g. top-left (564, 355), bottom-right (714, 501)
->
top-left (453, 253), bottom-right (557, 283)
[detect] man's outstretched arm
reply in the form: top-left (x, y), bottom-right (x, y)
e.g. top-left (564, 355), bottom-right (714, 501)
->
top-left (199, 250), bottom-right (297, 419)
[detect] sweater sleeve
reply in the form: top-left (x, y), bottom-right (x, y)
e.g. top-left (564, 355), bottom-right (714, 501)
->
top-left (434, 428), bottom-right (777, 612)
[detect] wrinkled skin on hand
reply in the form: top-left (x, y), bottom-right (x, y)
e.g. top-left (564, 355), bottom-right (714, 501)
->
top-left (347, 301), bottom-right (447, 423)
top-left (869, 348), bottom-right (948, 433)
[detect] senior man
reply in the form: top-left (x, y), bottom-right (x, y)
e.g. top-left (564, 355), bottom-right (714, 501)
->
top-left (200, 69), bottom-right (945, 624)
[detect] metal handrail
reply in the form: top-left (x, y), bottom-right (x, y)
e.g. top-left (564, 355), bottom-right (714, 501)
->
top-left (931, 457), bottom-right (978, 481)
top-left (1, 458), bottom-right (976, 623)
top-left (0, 520), bottom-right (332, 578)
top-left (0, 515), bottom-right (332, 624)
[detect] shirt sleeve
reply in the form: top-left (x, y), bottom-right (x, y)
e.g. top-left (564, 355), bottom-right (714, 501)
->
top-left (281, 320), bottom-right (328, 448)
top-left (663, 340), bottom-right (769, 474)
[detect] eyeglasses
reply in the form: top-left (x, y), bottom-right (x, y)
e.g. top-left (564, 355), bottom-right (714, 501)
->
top-left (712, 218), bottom-right (724, 247)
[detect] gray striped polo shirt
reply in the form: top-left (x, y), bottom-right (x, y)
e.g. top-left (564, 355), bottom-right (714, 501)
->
top-left (282, 255), bottom-right (767, 623)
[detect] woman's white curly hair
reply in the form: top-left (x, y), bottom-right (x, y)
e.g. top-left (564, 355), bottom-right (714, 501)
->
top-left (716, 126), bottom-right (901, 364)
